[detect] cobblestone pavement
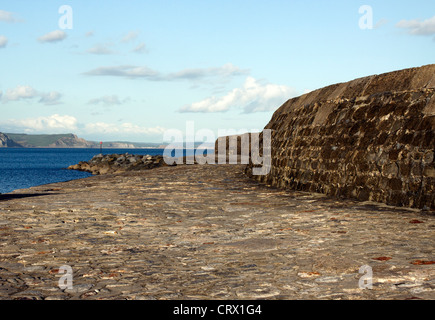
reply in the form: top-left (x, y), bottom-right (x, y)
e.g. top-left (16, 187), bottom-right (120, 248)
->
top-left (0, 164), bottom-right (433, 300)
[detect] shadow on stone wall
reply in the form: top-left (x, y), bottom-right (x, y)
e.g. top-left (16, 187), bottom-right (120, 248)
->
top-left (239, 64), bottom-right (434, 210)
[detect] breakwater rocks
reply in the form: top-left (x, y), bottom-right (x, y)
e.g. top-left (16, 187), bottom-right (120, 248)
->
top-left (245, 64), bottom-right (435, 210)
top-left (68, 153), bottom-right (171, 175)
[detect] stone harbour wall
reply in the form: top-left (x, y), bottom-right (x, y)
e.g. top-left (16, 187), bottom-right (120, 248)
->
top-left (245, 64), bottom-right (435, 210)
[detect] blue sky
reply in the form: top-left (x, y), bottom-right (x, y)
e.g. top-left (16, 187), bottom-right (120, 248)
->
top-left (0, 0), bottom-right (434, 143)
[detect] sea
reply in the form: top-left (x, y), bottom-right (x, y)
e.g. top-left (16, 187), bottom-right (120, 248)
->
top-left (0, 148), bottom-right (168, 194)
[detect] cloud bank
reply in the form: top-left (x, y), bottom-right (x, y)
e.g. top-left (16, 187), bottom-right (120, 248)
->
top-left (2, 114), bottom-right (166, 138)
top-left (6, 114), bottom-right (78, 132)
top-left (179, 77), bottom-right (298, 113)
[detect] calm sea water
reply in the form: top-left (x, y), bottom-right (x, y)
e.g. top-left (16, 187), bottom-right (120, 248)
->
top-left (0, 148), bottom-right (166, 194)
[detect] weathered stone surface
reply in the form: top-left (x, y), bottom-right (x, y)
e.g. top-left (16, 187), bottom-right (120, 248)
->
top-left (0, 164), bottom-right (433, 300)
top-left (245, 64), bottom-right (435, 210)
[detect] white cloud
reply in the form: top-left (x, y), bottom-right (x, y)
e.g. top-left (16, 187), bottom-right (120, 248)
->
top-left (121, 31), bottom-right (138, 43)
top-left (3, 85), bottom-right (38, 101)
top-left (1, 85), bottom-right (62, 105)
top-left (83, 65), bottom-right (160, 79)
top-left (0, 35), bottom-right (8, 48)
top-left (83, 63), bottom-right (248, 82)
top-left (7, 114), bottom-right (78, 132)
top-left (88, 95), bottom-right (129, 106)
top-left (86, 44), bottom-right (114, 55)
top-left (0, 10), bottom-right (20, 23)
top-left (2, 113), bottom-right (165, 137)
top-left (374, 19), bottom-right (389, 29)
top-left (38, 30), bottom-right (67, 43)
top-left (38, 91), bottom-right (63, 105)
top-left (167, 63), bottom-right (249, 81)
top-left (179, 77), bottom-right (298, 113)
top-left (132, 42), bottom-right (148, 54)
top-left (396, 15), bottom-right (435, 36)
top-left (84, 122), bottom-right (166, 135)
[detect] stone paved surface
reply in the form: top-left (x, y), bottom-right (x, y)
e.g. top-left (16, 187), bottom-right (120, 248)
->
top-left (0, 164), bottom-right (433, 300)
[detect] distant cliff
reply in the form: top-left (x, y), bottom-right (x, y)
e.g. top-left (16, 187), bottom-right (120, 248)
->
top-left (245, 64), bottom-right (435, 210)
top-left (0, 133), bottom-right (165, 149)
top-left (46, 134), bottom-right (96, 148)
top-left (0, 133), bottom-right (23, 148)
top-left (4, 133), bottom-right (96, 148)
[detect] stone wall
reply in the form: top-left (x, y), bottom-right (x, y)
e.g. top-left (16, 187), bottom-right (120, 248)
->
top-left (245, 64), bottom-right (435, 210)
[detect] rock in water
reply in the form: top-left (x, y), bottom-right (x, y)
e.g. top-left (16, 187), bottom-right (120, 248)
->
top-left (67, 153), bottom-right (170, 175)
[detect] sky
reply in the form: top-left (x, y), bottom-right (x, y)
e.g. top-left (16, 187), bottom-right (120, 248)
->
top-left (0, 0), bottom-right (434, 143)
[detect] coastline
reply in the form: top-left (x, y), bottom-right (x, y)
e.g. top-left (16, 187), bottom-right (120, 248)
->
top-left (0, 163), bottom-right (433, 300)
top-left (0, 148), bottom-right (167, 195)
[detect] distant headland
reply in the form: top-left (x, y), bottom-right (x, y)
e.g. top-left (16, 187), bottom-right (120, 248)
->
top-left (0, 132), bottom-right (167, 149)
